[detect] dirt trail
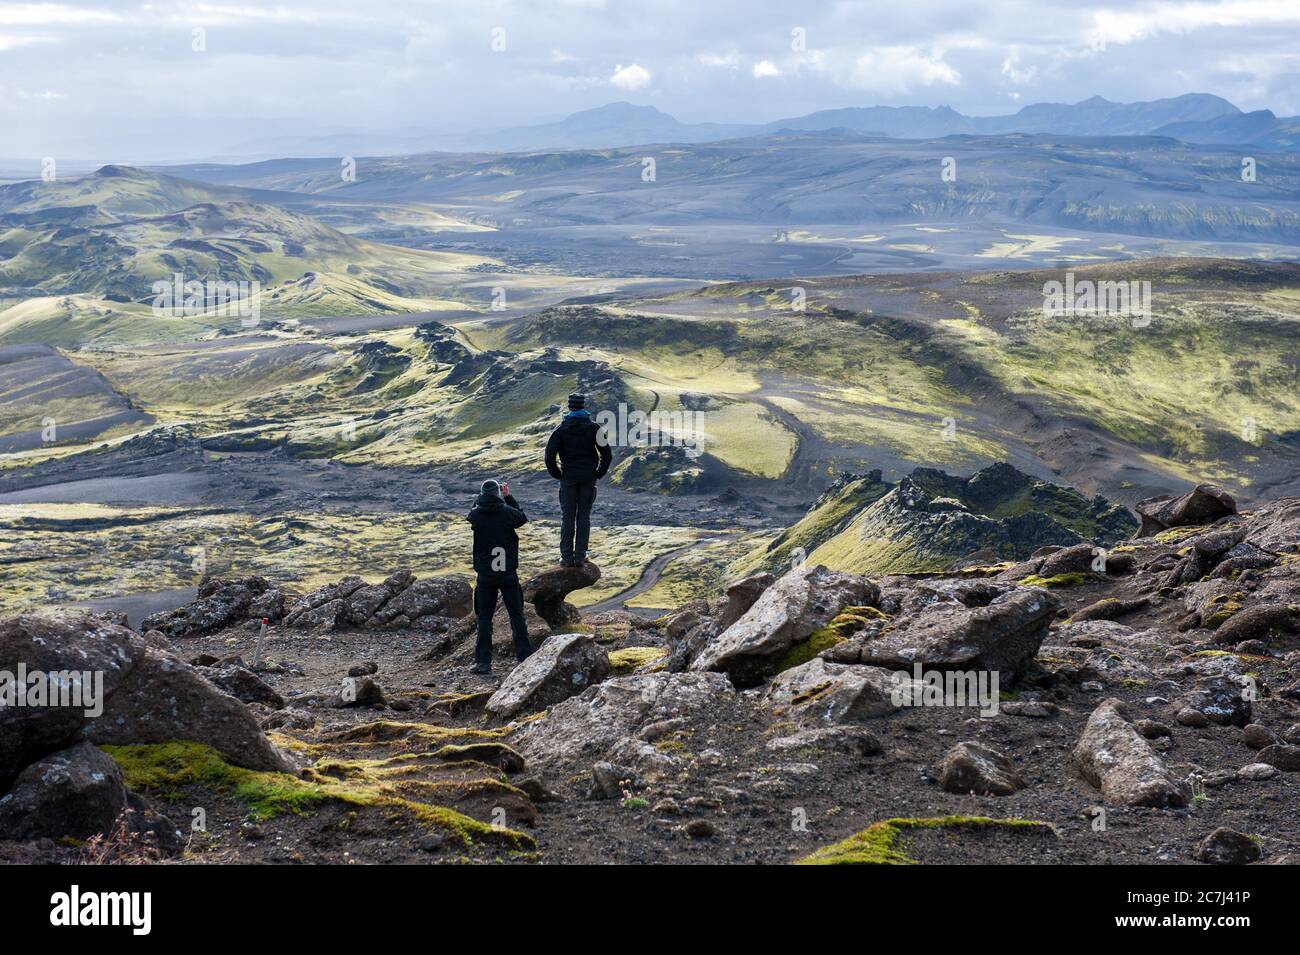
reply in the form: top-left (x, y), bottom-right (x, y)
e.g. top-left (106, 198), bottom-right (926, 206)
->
top-left (584, 532), bottom-right (738, 615)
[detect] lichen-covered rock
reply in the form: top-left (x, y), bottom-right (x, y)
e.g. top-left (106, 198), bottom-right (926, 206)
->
top-left (141, 575), bottom-right (268, 639)
top-left (85, 646), bottom-right (292, 772)
top-left (763, 657), bottom-right (900, 724)
top-left (939, 741), bottom-right (1026, 796)
top-left (691, 565), bottom-right (877, 686)
top-left (1073, 699), bottom-right (1191, 807)
top-left (715, 572), bottom-right (775, 631)
top-left (486, 633), bottom-right (611, 719)
top-left (0, 741), bottom-right (127, 841)
top-left (1178, 676), bottom-right (1252, 727)
top-left (372, 576), bottom-right (472, 627)
top-left (512, 671), bottom-right (733, 764)
top-left (0, 609), bottom-right (145, 791)
top-left (853, 587), bottom-right (1060, 683)
top-left (1135, 484), bottom-right (1237, 537)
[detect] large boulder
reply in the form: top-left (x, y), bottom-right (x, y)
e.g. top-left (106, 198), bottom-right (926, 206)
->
top-left (852, 587), bottom-right (1060, 683)
top-left (511, 671), bottom-right (733, 764)
top-left (1135, 484), bottom-right (1237, 537)
top-left (1073, 699), bottom-right (1191, 807)
top-left (0, 741), bottom-right (127, 841)
top-left (486, 633), bottom-right (611, 719)
top-left (763, 657), bottom-right (900, 724)
top-left (85, 645), bottom-right (292, 772)
top-left (691, 566), bottom-right (877, 686)
top-left (1, 609), bottom-right (288, 775)
top-left (524, 563), bottom-right (601, 628)
top-left (0, 609), bottom-right (145, 791)
top-left (714, 573), bottom-right (775, 631)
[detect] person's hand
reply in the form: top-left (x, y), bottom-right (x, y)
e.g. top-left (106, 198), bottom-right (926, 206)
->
top-left (500, 481), bottom-right (509, 497)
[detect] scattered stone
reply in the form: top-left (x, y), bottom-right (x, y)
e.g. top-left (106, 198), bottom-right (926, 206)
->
top-left (1213, 604), bottom-right (1300, 646)
top-left (1257, 744), bottom-right (1300, 772)
top-left (1134, 719), bottom-right (1172, 740)
top-left (417, 833), bottom-right (445, 853)
top-left (1176, 707), bottom-right (1210, 728)
top-left (1000, 701), bottom-right (1057, 718)
top-left (684, 819), bottom-right (717, 839)
top-left (854, 587), bottom-right (1061, 683)
top-left (764, 657), bottom-right (901, 724)
top-left (201, 663), bottom-right (285, 709)
top-left (938, 741), bottom-right (1026, 796)
top-left (334, 676), bottom-right (385, 708)
top-left (1238, 763), bottom-right (1280, 781)
top-left (1195, 827), bottom-right (1261, 865)
top-left (512, 672), bottom-right (734, 764)
top-left (766, 726), bottom-right (882, 756)
top-left (347, 662), bottom-right (379, 677)
top-left (1242, 724), bottom-right (1277, 750)
top-left (1178, 677), bottom-right (1252, 727)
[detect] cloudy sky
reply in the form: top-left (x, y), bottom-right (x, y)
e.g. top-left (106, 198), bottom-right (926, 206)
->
top-left (3, 0), bottom-right (1300, 161)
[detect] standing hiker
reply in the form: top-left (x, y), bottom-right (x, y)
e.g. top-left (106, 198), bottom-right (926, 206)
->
top-left (466, 479), bottom-right (532, 674)
top-left (544, 393), bottom-right (612, 567)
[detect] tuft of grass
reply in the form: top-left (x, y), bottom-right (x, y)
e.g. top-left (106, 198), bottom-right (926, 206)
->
top-left (607, 646), bottom-right (669, 674)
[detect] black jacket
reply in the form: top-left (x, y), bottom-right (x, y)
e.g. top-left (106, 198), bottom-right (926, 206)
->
top-left (467, 492), bottom-right (527, 574)
top-left (545, 413), bottom-right (612, 483)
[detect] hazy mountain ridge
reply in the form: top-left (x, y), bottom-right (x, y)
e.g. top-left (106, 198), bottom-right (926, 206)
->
top-left (153, 93), bottom-right (1300, 160)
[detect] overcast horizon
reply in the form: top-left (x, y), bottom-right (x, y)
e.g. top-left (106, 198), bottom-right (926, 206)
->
top-left (3, 0), bottom-right (1300, 162)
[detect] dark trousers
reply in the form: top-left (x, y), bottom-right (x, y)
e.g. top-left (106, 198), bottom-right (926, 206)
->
top-left (474, 571), bottom-right (532, 668)
top-left (558, 479), bottom-right (597, 563)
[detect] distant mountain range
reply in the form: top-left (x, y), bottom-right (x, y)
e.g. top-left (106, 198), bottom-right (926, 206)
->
top-left (213, 93), bottom-right (1300, 159)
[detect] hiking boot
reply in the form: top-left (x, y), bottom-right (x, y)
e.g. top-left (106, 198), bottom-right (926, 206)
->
top-left (470, 664), bottom-right (491, 675)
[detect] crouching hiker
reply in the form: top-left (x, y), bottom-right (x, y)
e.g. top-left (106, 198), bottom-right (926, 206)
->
top-left (466, 479), bottom-right (532, 675)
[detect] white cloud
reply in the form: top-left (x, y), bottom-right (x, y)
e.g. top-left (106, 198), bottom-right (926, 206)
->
top-left (1091, 0), bottom-right (1300, 48)
top-left (0, 4), bottom-right (118, 26)
top-left (846, 46), bottom-right (961, 93)
top-left (610, 62), bottom-right (651, 90)
top-left (697, 52), bottom-right (739, 68)
top-left (1000, 49), bottom-right (1038, 85)
top-left (752, 59), bottom-right (781, 79)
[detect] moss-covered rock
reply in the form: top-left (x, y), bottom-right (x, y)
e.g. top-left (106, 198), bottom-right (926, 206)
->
top-left (797, 815), bottom-right (1056, 865)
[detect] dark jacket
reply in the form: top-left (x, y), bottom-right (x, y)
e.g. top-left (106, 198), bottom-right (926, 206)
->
top-left (545, 412), bottom-right (612, 483)
top-left (467, 492), bottom-right (527, 574)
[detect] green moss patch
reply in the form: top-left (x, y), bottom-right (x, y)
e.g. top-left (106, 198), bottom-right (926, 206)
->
top-left (796, 816), bottom-right (1056, 865)
top-left (1020, 572), bottom-right (1090, 588)
top-left (608, 646), bottom-right (669, 674)
top-left (777, 606), bottom-right (885, 673)
top-left (102, 740), bottom-right (533, 849)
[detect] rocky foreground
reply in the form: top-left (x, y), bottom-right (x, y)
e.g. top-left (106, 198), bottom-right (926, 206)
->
top-left (3, 483), bottom-right (1299, 865)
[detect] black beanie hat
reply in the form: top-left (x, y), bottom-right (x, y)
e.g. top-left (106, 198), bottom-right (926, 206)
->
top-left (481, 479), bottom-right (501, 499)
top-left (568, 393), bottom-right (586, 410)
